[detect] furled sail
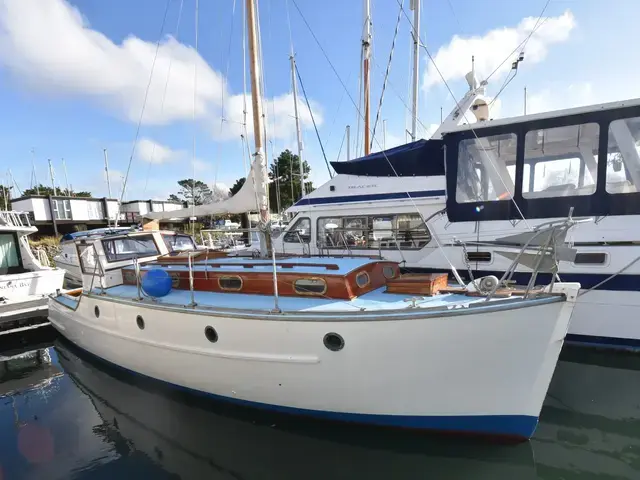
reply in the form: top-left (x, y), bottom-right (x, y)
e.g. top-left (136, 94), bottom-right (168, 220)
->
top-left (144, 159), bottom-right (266, 220)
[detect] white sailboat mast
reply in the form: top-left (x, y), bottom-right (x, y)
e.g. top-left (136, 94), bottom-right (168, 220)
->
top-left (246, 0), bottom-right (269, 225)
top-left (289, 54), bottom-right (306, 198)
top-left (362, 0), bottom-right (372, 156)
top-left (410, 0), bottom-right (420, 141)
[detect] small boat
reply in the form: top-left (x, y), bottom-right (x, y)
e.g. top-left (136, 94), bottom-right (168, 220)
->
top-left (54, 227), bottom-right (200, 285)
top-left (0, 211), bottom-right (65, 333)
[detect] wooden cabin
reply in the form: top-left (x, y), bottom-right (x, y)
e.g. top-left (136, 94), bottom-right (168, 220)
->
top-left (122, 258), bottom-right (448, 301)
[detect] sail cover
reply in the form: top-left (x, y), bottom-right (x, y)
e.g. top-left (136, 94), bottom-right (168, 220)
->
top-left (144, 160), bottom-right (265, 220)
top-left (330, 139), bottom-right (444, 177)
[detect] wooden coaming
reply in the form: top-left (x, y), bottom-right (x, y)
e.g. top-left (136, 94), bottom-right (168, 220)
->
top-left (385, 273), bottom-right (448, 296)
top-left (122, 261), bottom-right (401, 300)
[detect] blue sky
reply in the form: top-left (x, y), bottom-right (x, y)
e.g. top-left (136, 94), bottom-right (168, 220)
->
top-left (0, 0), bottom-right (639, 201)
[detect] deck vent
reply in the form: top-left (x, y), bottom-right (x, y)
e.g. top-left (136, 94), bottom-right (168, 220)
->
top-left (465, 251), bottom-right (492, 263)
top-left (205, 326), bottom-right (218, 343)
top-left (136, 315), bottom-right (145, 330)
top-left (323, 332), bottom-right (344, 352)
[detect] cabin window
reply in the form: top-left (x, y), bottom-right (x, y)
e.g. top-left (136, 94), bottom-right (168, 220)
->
top-left (102, 234), bottom-right (159, 262)
top-left (382, 265), bottom-right (397, 279)
top-left (162, 234), bottom-right (196, 252)
top-left (53, 199), bottom-right (72, 220)
top-left (284, 217), bottom-right (311, 243)
top-left (218, 276), bottom-right (243, 291)
top-left (77, 243), bottom-right (99, 274)
top-left (606, 116), bottom-right (640, 194)
top-left (574, 252), bottom-right (607, 265)
top-left (316, 214), bottom-right (430, 250)
top-left (293, 278), bottom-right (327, 295)
top-left (355, 271), bottom-right (370, 288)
top-left (0, 233), bottom-right (22, 274)
top-left (465, 251), bottom-right (492, 263)
top-left (523, 123), bottom-right (599, 198)
top-left (456, 133), bottom-right (518, 203)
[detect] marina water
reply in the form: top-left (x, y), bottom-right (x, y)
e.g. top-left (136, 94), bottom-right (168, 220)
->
top-left (1, 329), bottom-right (639, 479)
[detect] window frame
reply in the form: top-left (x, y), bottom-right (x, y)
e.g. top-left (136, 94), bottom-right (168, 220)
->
top-left (293, 277), bottom-right (328, 296)
top-left (283, 216), bottom-right (311, 244)
top-left (0, 232), bottom-right (24, 273)
top-left (218, 275), bottom-right (244, 291)
top-left (101, 234), bottom-right (161, 264)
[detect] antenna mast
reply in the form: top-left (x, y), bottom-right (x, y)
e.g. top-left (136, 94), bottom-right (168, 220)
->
top-left (410, 0), bottom-right (420, 140)
top-left (62, 158), bottom-right (71, 196)
top-left (103, 148), bottom-right (113, 198)
top-left (289, 54), bottom-right (306, 199)
top-left (362, 0), bottom-right (372, 156)
top-left (47, 160), bottom-right (56, 196)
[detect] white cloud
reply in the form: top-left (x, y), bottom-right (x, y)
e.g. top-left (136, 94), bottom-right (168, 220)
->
top-left (423, 10), bottom-right (576, 89)
top-left (525, 82), bottom-right (595, 115)
top-left (0, 0), bottom-right (322, 140)
top-left (191, 158), bottom-right (210, 172)
top-left (136, 138), bottom-right (184, 164)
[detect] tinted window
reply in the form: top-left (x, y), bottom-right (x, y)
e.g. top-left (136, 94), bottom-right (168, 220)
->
top-left (0, 233), bottom-right (21, 274)
top-left (163, 234), bottom-right (196, 252)
top-left (102, 235), bottom-right (159, 262)
top-left (606, 116), bottom-right (640, 194)
top-left (574, 252), bottom-right (607, 265)
top-left (284, 217), bottom-right (311, 243)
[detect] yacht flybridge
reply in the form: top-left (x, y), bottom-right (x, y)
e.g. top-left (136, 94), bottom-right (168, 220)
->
top-left (0, 211), bottom-right (65, 333)
top-left (277, 97), bottom-right (640, 350)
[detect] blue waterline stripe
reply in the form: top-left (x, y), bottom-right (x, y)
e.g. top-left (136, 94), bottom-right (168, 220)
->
top-left (404, 266), bottom-right (640, 293)
top-left (293, 189), bottom-right (446, 207)
top-left (60, 339), bottom-right (536, 439)
top-left (565, 334), bottom-right (640, 351)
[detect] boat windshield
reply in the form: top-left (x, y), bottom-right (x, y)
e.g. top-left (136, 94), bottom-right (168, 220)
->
top-left (162, 234), bottom-right (196, 252)
top-left (0, 233), bottom-right (22, 274)
top-left (102, 234), bottom-right (160, 262)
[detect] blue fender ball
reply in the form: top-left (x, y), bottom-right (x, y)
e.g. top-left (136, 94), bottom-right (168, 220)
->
top-left (141, 268), bottom-right (173, 297)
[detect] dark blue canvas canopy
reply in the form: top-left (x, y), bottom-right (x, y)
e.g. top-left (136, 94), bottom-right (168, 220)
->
top-left (330, 139), bottom-right (444, 177)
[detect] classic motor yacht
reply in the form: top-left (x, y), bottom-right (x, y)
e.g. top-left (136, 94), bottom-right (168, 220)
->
top-left (276, 97), bottom-right (640, 351)
top-left (0, 211), bottom-right (65, 333)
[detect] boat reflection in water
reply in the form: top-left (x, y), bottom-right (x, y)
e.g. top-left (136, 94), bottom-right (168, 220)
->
top-left (1, 337), bottom-right (639, 479)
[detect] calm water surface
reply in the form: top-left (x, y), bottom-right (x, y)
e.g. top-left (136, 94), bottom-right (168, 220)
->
top-left (1, 329), bottom-right (639, 479)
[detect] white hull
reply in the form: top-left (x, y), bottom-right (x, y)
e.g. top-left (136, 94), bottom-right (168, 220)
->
top-left (0, 269), bottom-right (65, 323)
top-left (280, 187), bottom-right (640, 348)
top-left (49, 287), bottom-right (577, 439)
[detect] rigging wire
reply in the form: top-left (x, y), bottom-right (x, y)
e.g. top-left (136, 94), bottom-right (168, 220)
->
top-left (370, 0), bottom-right (403, 151)
top-left (118, 0), bottom-right (172, 211)
top-left (191, 0), bottom-right (199, 236)
top-left (294, 63), bottom-right (333, 178)
top-left (143, 0), bottom-right (185, 196)
top-left (335, 126), bottom-right (347, 162)
top-left (485, 0), bottom-right (551, 83)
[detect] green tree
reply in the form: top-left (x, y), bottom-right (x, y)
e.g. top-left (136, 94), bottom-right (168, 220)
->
top-left (229, 177), bottom-right (246, 196)
top-left (0, 185), bottom-right (12, 209)
top-left (169, 179), bottom-right (213, 206)
top-left (268, 149), bottom-right (313, 212)
top-left (22, 184), bottom-right (92, 197)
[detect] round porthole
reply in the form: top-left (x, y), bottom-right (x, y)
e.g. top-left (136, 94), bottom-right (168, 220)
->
top-left (323, 332), bottom-right (344, 352)
top-left (136, 315), bottom-right (145, 330)
top-left (205, 326), bottom-right (218, 343)
top-left (94, 306), bottom-right (100, 318)
top-left (355, 271), bottom-right (370, 288)
top-left (382, 266), bottom-right (396, 279)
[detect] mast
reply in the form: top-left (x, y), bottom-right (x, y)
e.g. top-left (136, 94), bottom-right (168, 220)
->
top-left (289, 54), bottom-right (305, 198)
top-left (30, 148), bottom-right (40, 194)
top-left (47, 159), bottom-right (56, 196)
top-left (246, 0), bottom-right (269, 253)
top-left (410, 0), bottom-right (420, 140)
top-left (103, 148), bottom-right (113, 198)
top-left (362, 0), bottom-right (372, 156)
top-left (62, 158), bottom-right (71, 196)
top-left (346, 125), bottom-right (351, 160)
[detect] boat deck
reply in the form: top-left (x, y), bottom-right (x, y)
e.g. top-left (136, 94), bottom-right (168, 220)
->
top-left (92, 284), bottom-right (500, 313)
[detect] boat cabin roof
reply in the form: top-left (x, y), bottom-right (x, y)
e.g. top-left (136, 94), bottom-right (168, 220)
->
top-left (148, 256), bottom-right (383, 276)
